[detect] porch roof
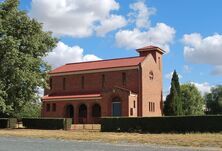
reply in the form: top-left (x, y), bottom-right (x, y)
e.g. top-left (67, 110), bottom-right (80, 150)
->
top-left (42, 93), bottom-right (102, 101)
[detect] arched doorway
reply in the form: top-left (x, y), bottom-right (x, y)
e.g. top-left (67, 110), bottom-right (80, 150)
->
top-left (112, 97), bottom-right (121, 116)
top-left (92, 104), bottom-right (101, 124)
top-left (78, 104), bottom-right (87, 124)
top-left (65, 104), bottom-right (74, 124)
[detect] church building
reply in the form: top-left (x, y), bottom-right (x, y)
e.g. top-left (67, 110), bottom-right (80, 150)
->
top-left (42, 46), bottom-right (164, 124)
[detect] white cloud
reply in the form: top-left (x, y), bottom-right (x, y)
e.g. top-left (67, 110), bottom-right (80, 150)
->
top-left (129, 1), bottom-right (156, 29)
top-left (115, 23), bottom-right (175, 52)
top-left (211, 65), bottom-right (222, 76)
top-left (191, 82), bottom-right (213, 96)
top-left (115, 1), bottom-right (175, 52)
top-left (183, 33), bottom-right (222, 65)
top-left (30, 0), bottom-right (123, 37)
top-left (183, 65), bottom-right (191, 73)
top-left (83, 54), bottom-right (101, 62)
top-left (165, 71), bottom-right (183, 79)
top-left (183, 33), bottom-right (222, 75)
top-left (95, 15), bottom-right (127, 37)
top-left (37, 87), bottom-right (44, 97)
top-left (44, 41), bottom-right (101, 69)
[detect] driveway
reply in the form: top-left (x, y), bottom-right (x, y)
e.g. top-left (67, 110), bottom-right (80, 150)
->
top-left (0, 136), bottom-right (219, 151)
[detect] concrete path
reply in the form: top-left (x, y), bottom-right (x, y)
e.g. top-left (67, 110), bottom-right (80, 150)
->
top-left (0, 136), bottom-right (220, 151)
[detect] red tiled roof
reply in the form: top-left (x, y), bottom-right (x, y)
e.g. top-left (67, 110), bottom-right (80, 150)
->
top-left (49, 56), bottom-right (145, 74)
top-left (42, 93), bottom-right (101, 101)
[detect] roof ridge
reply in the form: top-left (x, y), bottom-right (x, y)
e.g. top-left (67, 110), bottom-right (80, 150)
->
top-left (65, 56), bottom-right (144, 65)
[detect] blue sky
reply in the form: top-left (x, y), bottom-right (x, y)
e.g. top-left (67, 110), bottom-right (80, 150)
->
top-left (14, 0), bottom-right (222, 97)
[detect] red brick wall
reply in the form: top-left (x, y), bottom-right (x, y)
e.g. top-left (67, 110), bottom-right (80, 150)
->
top-left (48, 69), bottom-right (139, 95)
top-left (140, 51), bottom-right (163, 116)
top-left (42, 100), bottom-right (102, 124)
top-left (101, 88), bottom-right (131, 117)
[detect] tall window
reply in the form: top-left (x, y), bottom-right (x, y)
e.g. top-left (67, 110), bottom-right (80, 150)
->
top-left (158, 57), bottom-right (161, 70)
top-left (112, 97), bottom-right (121, 116)
top-left (81, 76), bottom-right (85, 89)
top-left (130, 108), bottom-right (133, 116)
top-left (63, 78), bottom-right (66, 90)
top-left (52, 103), bottom-right (56, 112)
top-left (133, 100), bottom-right (136, 108)
top-left (149, 102), bottom-right (155, 112)
top-left (102, 74), bottom-right (105, 88)
top-left (153, 103), bottom-right (155, 112)
top-left (149, 102), bottom-right (151, 112)
top-left (49, 78), bottom-right (52, 89)
top-left (122, 72), bottom-right (126, 86)
top-left (46, 103), bottom-right (50, 112)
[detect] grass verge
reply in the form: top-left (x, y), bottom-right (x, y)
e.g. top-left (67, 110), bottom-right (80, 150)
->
top-left (0, 129), bottom-right (221, 148)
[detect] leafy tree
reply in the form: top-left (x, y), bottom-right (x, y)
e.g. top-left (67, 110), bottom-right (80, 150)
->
top-left (180, 83), bottom-right (205, 115)
top-left (0, 0), bottom-right (57, 117)
top-left (15, 101), bottom-right (41, 119)
top-left (205, 85), bottom-right (222, 114)
top-left (164, 70), bottom-right (183, 115)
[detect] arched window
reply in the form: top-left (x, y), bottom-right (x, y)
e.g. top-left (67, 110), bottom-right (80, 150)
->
top-left (65, 104), bottom-right (74, 123)
top-left (92, 104), bottom-right (101, 117)
top-left (149, 71), bottom-right (154, 80)
top-left (78, 104), bottom-right (87, 124)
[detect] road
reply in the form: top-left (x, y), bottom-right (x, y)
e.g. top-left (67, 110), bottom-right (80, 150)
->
top-left (0, 136), bottom-right (219, 151)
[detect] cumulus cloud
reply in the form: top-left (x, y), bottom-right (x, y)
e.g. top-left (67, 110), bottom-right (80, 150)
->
top-left (95, 15), bottom-right (127, 37)
top-left (44, 42), bottom-right (101, 69)
top-left (30, 0), bottom-right (125, 37)
top-left (129, 1), bottom-right (156, 29)
top-left (115, 23), bottom-right (175, 52)
top-left (183, 33), bottom-right (222, 75)
top-left (37, 87), bottom-right (44, 97)
top-left (115, 1), bottom-right (175, 52)
top-left (211, 65), bottom-right (222, 76)
top-left (165, 71), bottom-right (183, 79)
top-left (191, 82), bottom-right (213, 96)
top-left (183, 65), bottom-right (191, 73)
top-left (183, 33), bottom-right (222, 65)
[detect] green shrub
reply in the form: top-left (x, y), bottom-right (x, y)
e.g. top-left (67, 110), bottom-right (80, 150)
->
top-left (22, 118), bottom-right (72, 130)
top-left (15, 102), bottom-right (41, 119)
top-left (0, 118), bottom-right (17, 128)
top-left (0, 118), bottom-right (8, 128)
top-left (101, 116), bottom-right (222, 133)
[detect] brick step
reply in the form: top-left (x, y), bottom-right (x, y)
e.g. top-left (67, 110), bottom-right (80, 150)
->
top-left (70, 124), bottom-right (101, 130)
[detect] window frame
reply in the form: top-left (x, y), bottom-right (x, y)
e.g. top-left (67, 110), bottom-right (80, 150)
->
top-left (122, 72), bottom-right (126, 86)
top-left (102, 74), bottom-right (105, 88)
top-left (81, 76), bottom-right (85, 89)
top-left (49, 78), bottom-right (52, 89)
top-left (63, 77), bottom-right (66, 90)
top-left (52, 103), bottom-right (56, 112)
top-left (46, 103), bottom-right (51, 112)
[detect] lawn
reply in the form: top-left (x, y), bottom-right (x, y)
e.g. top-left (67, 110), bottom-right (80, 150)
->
top-left (0, 129), bottom-right (221, 149)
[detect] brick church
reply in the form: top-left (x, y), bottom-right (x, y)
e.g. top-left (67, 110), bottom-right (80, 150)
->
top-left (42, 46), bottom-right (164, 124)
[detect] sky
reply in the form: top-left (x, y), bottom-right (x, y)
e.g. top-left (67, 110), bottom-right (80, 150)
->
top-left (8, 0), bottom-right (222, 98)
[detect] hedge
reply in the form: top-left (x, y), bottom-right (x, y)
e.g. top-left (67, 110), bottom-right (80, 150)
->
top-left (101, 115), bottom-right (222, 133)
top-left (22, 118), bottom-right (72, 130)
top-left (0, 118), bottom-right (17, 129)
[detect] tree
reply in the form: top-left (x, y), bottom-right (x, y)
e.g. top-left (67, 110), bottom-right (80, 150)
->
top-left (180, 83), bottom-right (205, 115)
top-left (15, 101), bottom-right (41, 119)
top-left (205, 85), bottom-right (222, 114)
top-left (164, 70), bottom-right (183, 115)
top-left (0, 0), bottom-right (57, 117)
